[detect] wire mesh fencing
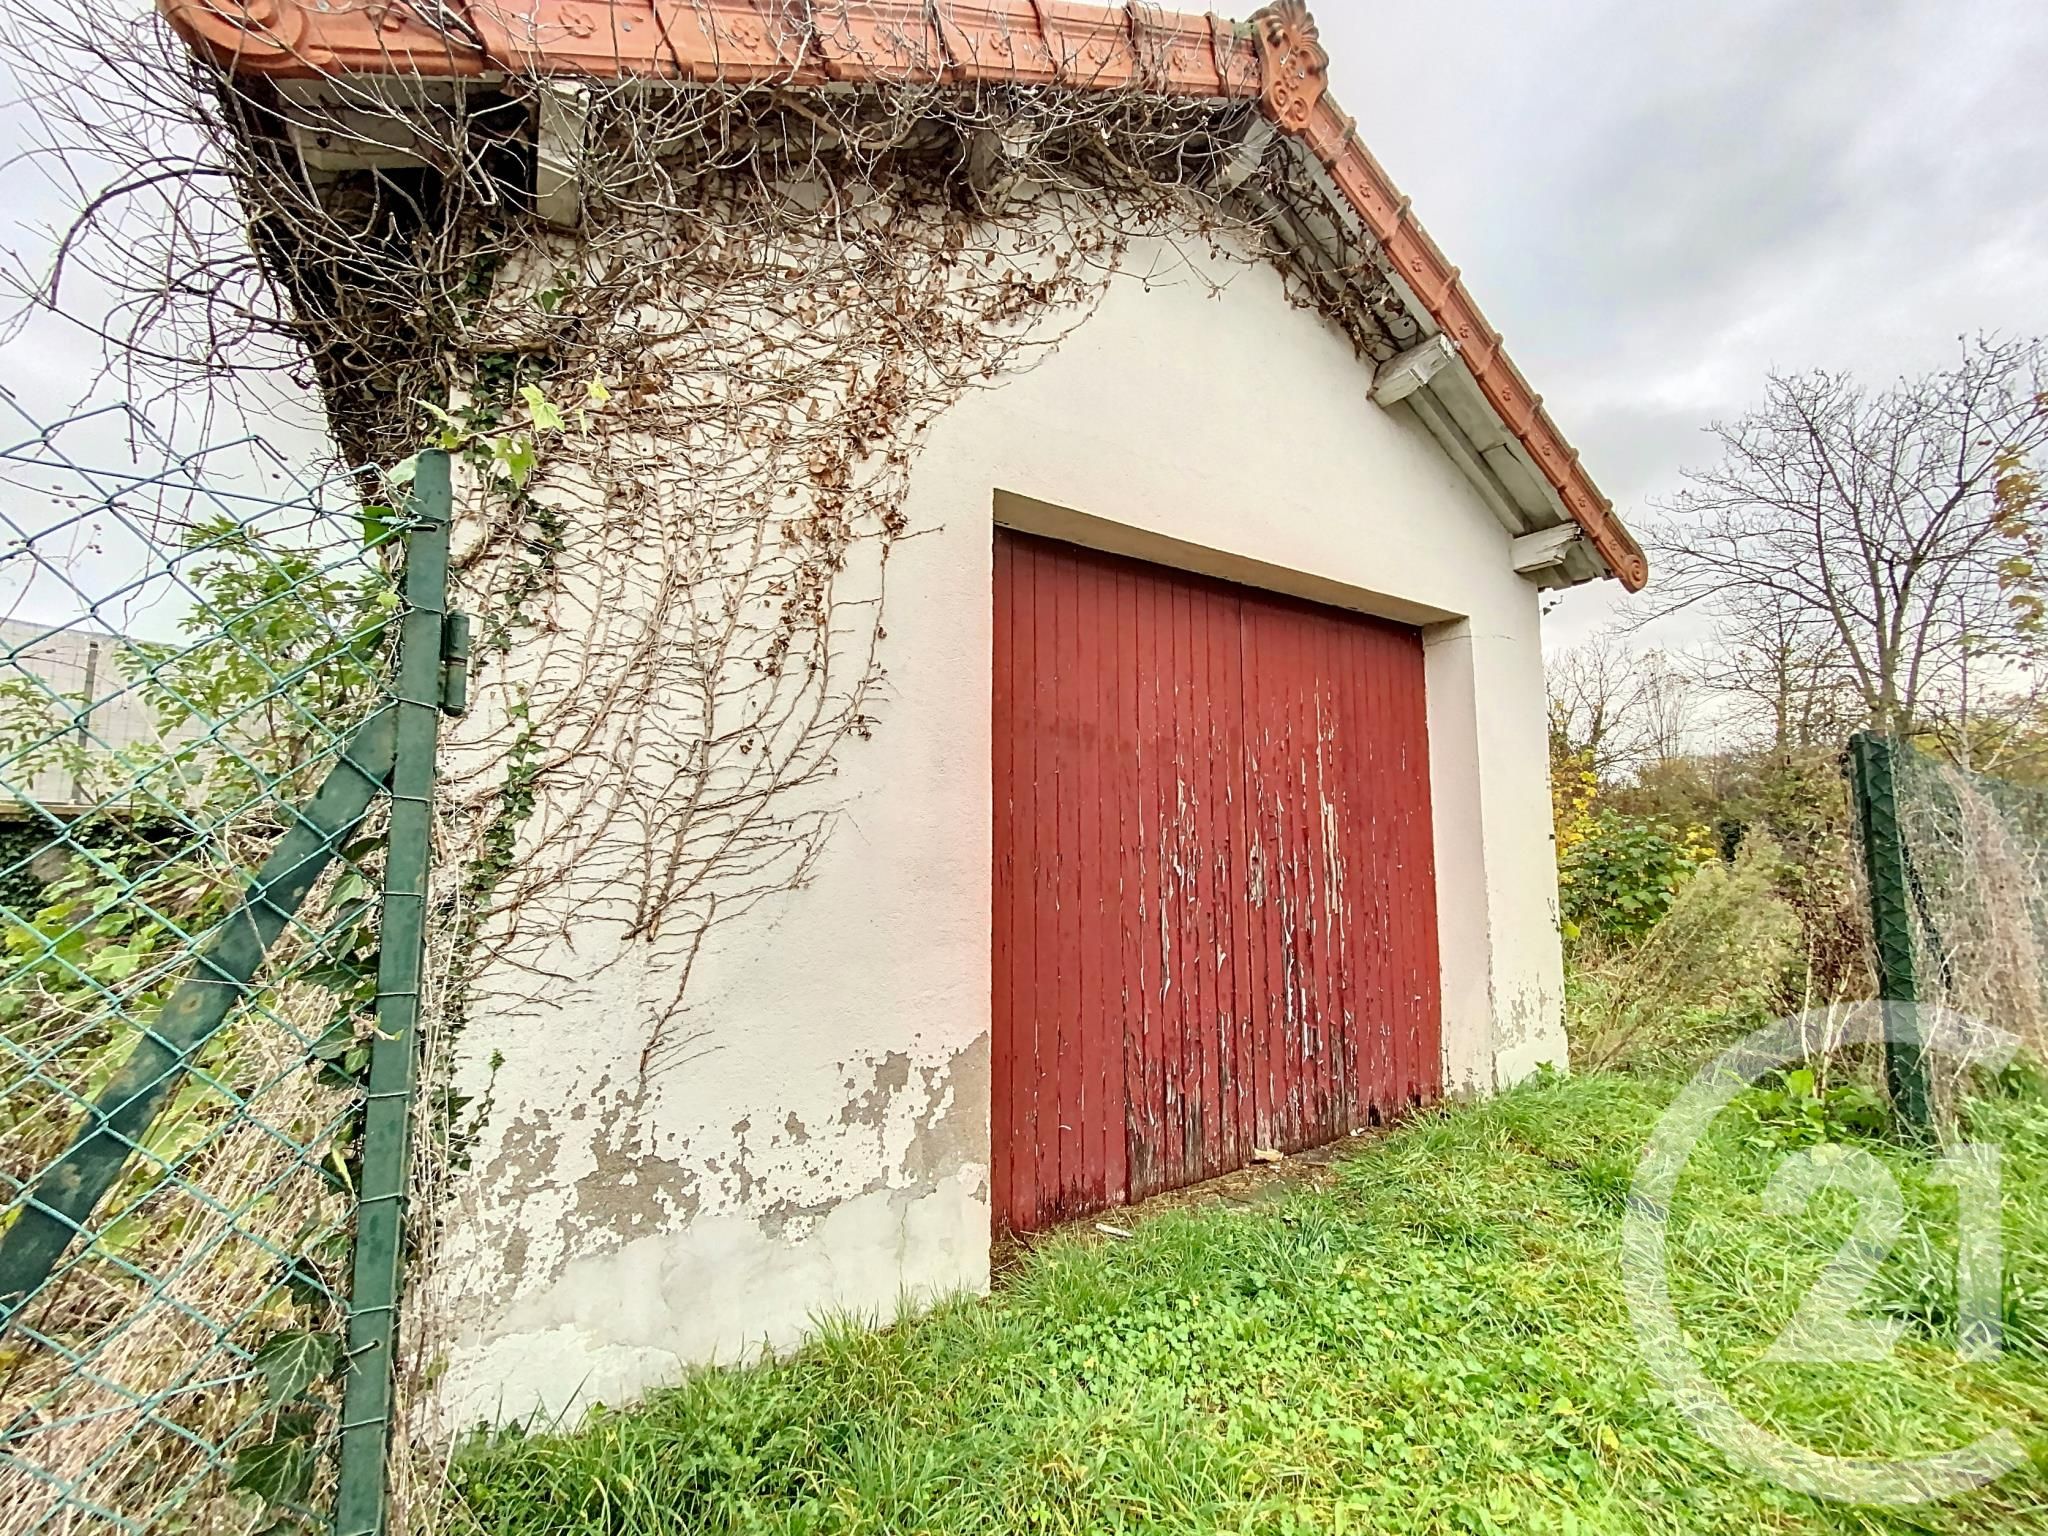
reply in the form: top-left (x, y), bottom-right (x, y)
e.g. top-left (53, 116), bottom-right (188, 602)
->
top-left (1850, 732), bottom-right (2048, 1137)
top-left (0, 393), bottom-right (456, 1534)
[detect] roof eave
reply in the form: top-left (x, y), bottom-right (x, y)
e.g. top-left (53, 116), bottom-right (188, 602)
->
top-left (160, 0), bottom-right (1646, 591)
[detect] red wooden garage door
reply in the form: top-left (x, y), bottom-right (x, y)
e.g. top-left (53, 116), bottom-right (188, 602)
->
top-left (992, 529), bottom-right (1443, 1234)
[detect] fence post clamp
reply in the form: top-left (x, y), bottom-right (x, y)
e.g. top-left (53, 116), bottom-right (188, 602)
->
top-left (439, 611), bottom-right (472, 718)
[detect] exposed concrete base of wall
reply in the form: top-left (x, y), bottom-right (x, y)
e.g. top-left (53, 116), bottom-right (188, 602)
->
top-left (434, 1169), bottom-right (987, 1429)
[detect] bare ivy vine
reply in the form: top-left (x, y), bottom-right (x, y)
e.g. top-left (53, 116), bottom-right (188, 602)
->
top-left (0, 6), bottom-right (1423, 1521)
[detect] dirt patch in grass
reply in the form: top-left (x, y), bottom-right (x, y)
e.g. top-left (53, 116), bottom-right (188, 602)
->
top-left (993, 1128), bottom-right (1390, 1283)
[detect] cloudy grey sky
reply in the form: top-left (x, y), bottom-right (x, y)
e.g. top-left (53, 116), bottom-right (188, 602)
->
top-left (1318, 0), bottom-right (2048, 642)
top-left (3, 1), bottom-right (2046, 644)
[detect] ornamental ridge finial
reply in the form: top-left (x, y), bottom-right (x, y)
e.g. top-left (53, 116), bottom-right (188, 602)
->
top-left (1249, 2), bottom-right (1329, 134)
top-left (161, 0), bottom-right (307, 66)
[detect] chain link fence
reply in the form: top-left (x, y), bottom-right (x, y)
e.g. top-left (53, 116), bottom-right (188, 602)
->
top-left (0, 393), bottom-right (456, 1534)
top-left (1850, 732), bottom-right (2048, 1137)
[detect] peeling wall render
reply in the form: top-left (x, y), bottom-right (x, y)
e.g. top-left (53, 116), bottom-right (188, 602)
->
top-left (424, 227), bottom-right (1566, 1430)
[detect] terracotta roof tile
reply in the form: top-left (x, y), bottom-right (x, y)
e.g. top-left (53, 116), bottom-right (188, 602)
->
top-left (160, 0), bottom-right (1647, 589)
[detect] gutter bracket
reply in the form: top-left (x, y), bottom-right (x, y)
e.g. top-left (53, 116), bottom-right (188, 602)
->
top-left (1370, 333), bottom-right (1458, 408)
top-left (1510, 523), bottom-right (1582, 577)
top-left (1211, 116), bottom-right (1277, 195)
top-left (535, 80), bottom-right (590, 230)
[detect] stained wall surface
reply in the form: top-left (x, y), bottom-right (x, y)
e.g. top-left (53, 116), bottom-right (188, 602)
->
top-left (430, 233), bottom-right (1566, 1428)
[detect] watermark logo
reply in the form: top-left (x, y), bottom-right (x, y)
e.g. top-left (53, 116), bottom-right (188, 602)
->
top-left (1622, 1003), bottom-right (2024, 1505)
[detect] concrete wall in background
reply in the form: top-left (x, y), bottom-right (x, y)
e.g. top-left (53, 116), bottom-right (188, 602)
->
top-left (0, 620), bottom-right (164, 814)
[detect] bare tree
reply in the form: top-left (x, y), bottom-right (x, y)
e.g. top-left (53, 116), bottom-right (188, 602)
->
top-left (1633, 650), bottom-right (1698, 769)
top-left (1549, 632), bottom-right (1697, 777)
top-left (1681, 588), bottom-right (1859, 751)
top-left (1649, 337), bottom-right (2048, 740)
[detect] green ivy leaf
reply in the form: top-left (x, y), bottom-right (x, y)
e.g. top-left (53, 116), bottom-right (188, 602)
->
top-left (277, 1257), bottom-right (333, 1312)
top-left (251, 1329), bottom-right (339, 1404)
top-left (310, 1016), bottom-right (359, 1059)
top-left (229, 1435), bottom-right (316, 1507)
top-left (492, 434), bottom-right (539, 487)
top-left (361, 503), bottom-right (398, 549)
top-left (99, 947), bottom-right (142, 981)
top-left (520, 384), bottom-right (566, 433)
top-left (413, 404), bottom-right (467, 452)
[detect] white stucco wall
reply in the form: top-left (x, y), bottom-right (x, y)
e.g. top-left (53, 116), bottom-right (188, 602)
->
top-left (428, 234), bottom-right (1567, 1429)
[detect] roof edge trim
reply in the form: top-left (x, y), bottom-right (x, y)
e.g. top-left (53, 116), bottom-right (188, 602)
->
top-left (160, 0), bottom-right (1647, 590)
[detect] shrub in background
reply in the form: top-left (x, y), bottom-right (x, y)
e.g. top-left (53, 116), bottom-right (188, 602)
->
top-left (1557, 809), bottom-right (1715, 943)
top-left (1568, 836), bottom-right (1802, 1073)
top-left (1550, 745), bottom-right (1599, 871)
top-left (1608, 746), bottom-right (1870, 1006)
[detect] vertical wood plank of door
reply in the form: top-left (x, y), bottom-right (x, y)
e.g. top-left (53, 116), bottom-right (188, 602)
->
top-left (1168, 572), bottom-right (1194, 1193)
top-left (1208, 584), bottom-right (1251, 1175)
top-left (1077, 550), bottom-right (1117, 1214)
top-left (1029, 540), bottom-right (1061, 1226)
top-left (1129, 564), bottom-right (1165, 1202)
top-left (991, 530), bottom-right (1441, 1232)
top-left (1341, 614), bottom-right (1388, 1124)
top-left (1241, 604), bottom-right (1286, 1156)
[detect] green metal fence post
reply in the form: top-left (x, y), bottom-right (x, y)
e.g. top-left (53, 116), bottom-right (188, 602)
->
top-left (1847, 731), bottom-right (1936, 1143)
top-left (335, 450), bottom-right (455, 1535)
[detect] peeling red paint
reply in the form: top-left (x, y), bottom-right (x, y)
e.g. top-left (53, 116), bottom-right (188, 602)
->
top-left (991, 530), bottom-right (1441, 1233)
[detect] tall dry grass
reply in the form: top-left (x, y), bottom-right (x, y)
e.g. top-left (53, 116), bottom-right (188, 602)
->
top-left (1909, 766), bottom-right (2048, 1064)
top-left (1, 975), bottom-right (354, 1532)
top-left (1568, 837), bottom-right (1803, 1074)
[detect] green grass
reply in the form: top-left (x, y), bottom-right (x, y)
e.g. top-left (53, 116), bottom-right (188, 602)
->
top-left (446, 1071), bottom-right (2048, 1535)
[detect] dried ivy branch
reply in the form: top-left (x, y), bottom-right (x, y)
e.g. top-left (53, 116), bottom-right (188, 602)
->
top-left (0, 45), bottom-right (1407, 1079)
top-left (1, 8), bottom-right (1420, 1521)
